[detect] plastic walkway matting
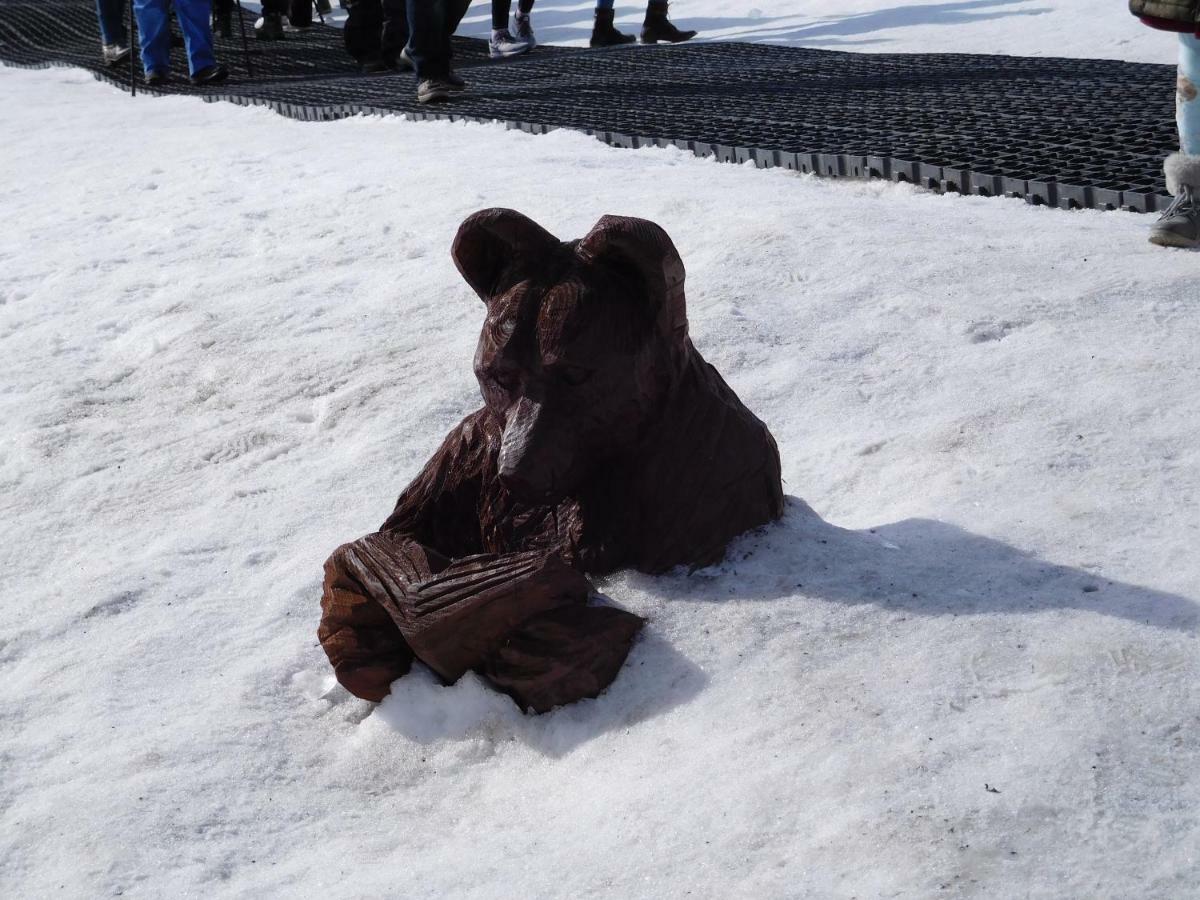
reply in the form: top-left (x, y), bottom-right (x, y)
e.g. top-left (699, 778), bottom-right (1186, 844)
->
top-left (0, 0), bottom-right (1177, 212)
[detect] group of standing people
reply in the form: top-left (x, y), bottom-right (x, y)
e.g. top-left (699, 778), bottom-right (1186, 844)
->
top-left (92, 1), bottom-right (1199, 248)
top-left (97, 1), bottom-right (695, 104)
top-left (94, 0), bottom-right (228, 84)
top-left (326, 0), bottom-right (695, 102)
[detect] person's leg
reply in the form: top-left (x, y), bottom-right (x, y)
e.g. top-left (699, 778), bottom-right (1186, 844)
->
top-left (1151, 33), bottom-right (1200, 247)
top-left (641, 0), bottom-right (696, 44)
top-left (406, 0), bottom-right (451, 80)
top-left (133, 0), bottom-right (171, 75)
top-left (492, 0), bottom-right (512, 30)
top-left (1177, 34), bottom-right (1200, 156)
top-left (490, 0), bottom-right (532, 57)
top-left (212, 0), bottom-right (233, 38)
top-left (257, 0), bottom-right (287, 38)
top-left (344, 0), bottom-right (384, 63)
top-left (287, 0), bottom-right (313, 28)
top-left (96, 0), bottom-right (128, 46)
top-left (380, 0), bottom-right (410, 65)
top-left (590, 0), bottom-right (634, 46)
top-left (446, 0), bottom-right (471, 36)
top-left (174, 0), bottom-right (217, 75)
top-left (513, 0), bottom-right (535, 47)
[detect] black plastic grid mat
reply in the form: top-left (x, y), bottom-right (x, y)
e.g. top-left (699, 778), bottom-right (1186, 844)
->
top-left (0, 0), bottom-right (1178, 211)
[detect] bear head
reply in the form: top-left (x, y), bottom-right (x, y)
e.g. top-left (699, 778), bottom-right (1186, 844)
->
top-left (452, 208), bottom-right (691, 505)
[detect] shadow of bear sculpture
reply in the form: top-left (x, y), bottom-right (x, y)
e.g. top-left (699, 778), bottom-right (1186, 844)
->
top-left (319, 209), bottom-right (785, 712)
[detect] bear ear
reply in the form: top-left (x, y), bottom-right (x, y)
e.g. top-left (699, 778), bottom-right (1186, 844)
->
top-left (576, 215), bottom-right (688, 341)
top-left (452, 208), bottom-right (561, 303)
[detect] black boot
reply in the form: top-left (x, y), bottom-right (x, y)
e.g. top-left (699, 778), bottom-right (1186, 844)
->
top-left (255, 12), bottom-right (285, 40)
top-left (640, 0), bottom-right (696, 43)
top-left (190, 64), bottom-right (229, 85)
top-left (589, 8), bottom-right (636, 47)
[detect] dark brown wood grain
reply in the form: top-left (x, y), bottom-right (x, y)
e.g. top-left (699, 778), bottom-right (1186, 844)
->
top-left (319, 209), bottom-right (785, 711)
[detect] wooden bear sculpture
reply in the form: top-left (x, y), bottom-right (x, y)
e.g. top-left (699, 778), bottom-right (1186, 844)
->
top-left (319, 209), bottom-right (785, 712)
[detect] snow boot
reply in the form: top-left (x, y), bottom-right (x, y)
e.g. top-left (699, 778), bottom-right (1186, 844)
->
top-left (255, 12), bottom-right (285, 40)
top-left (640, 0), bottom-right (696, 43)
top-left (514, 11), bottom-right (537, 50)
top-left (589, 9), bottom-right (635, 47)
top-left (1150, 153), bottom-right (1200, 248)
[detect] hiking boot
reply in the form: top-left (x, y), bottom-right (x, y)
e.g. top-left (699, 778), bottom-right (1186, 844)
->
top-left (1149, 186), bottom-right (1200, 248)
top-left (144, 70), bottom-right (169, 86)
top-left (589, 8), bottom-right (635, 47)
top-left (101, 42), bottom-right (130, 66)
top-left (255, 12), bottom-right (285, 40)
top-left (490, 28), bottom-right (531, 59)
top-left (514, 12), bottom-right (537, 50)
top-left (416, 77), bottom-right (455, 103)
top-left (445, 70), bottom-right (466, 91)
top-left (190, 64), bottom-right (229, 85)
top-left (640, 0), bottom-right (696, 43)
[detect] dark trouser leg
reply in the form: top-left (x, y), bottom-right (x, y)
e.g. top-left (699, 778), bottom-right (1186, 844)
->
top-left (96, 0), bottom-right (128, 45)
top-left (343, 0), bottom-right (383, 63)
top-left (288, 0), bottom-right (313, 27)
top-left (444, 0), bottom-right (470, 64)
top-left (380, 0), bottom-right (410, 65)
top-left (446, 0), bottom-right (470, 34)
top-left (405, 0), bottom-right (451, 79)
top-left (492, 0), bottom-right (512, 30)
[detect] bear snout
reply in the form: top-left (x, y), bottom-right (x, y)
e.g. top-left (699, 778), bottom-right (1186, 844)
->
top-left (498, 397), bottom-right (549, 496)
top-left (498, 396), bottom-right (575, 502)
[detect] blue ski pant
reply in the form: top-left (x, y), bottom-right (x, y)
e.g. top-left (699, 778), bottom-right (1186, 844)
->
top-left (1179, 34), bottom-right (1200, 155)
top-left (96, 0), bottom-right (127, 46)
top-left (133, 0), bottom-right (215, 76)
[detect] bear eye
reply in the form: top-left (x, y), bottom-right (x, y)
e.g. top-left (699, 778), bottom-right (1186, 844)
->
top-left (556, 365), bottom-right (593, 387)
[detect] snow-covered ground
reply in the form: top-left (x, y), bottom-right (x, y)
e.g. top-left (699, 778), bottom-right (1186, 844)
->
top-left (294, 0), bottom-right (1175, 63)
top-left (1, 3), bottom-right (1198, 894)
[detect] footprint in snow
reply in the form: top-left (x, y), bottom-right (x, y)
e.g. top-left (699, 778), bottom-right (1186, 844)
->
top-left (965, 319), bottom-right (1029, 343)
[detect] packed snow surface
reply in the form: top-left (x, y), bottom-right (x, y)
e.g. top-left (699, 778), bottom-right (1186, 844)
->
top-left (1, 28), bottom-right (1198, 900)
